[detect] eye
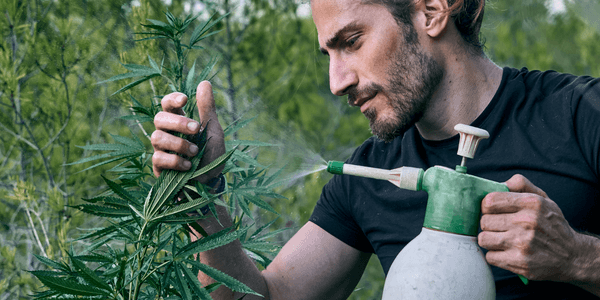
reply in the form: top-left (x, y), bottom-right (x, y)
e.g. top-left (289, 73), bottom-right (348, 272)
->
top-left (346, 35), bottom-right (361, 49)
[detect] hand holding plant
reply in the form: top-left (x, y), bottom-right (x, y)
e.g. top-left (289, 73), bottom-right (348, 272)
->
top-left (30, 9), bottom-right (285, 300)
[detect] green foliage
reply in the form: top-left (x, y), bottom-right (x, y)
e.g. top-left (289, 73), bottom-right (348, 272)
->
top-left (29, 8), bottom-right (284, 300)
top-left (3, 0), bottom-right (600, 299)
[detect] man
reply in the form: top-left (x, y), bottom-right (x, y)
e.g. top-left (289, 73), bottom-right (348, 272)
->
top-left (150, 0), bottom-right (600, 298)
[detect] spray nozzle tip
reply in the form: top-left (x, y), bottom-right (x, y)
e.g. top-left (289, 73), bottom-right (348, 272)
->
top-left (327, 161), bottom-right (344, 175)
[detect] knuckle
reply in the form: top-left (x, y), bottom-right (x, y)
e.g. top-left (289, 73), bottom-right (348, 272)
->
top-left (523, 195), bottom-right (543, 210)
top-left (516, 212), bottom-right (539, 230)
top-left (513, 174), bottom-right (527, 185)
top-left (176, 138), bottom-right (189, 154)
top-left (150, 130), bottom-right (162, 145)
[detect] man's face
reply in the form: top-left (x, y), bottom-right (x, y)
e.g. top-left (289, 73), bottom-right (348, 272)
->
top-left (312, 0), bottom-right (443, 142)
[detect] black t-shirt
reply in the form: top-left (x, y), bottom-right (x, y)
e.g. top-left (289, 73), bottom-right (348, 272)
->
top-left (309, 67), bottom-right (600, 299)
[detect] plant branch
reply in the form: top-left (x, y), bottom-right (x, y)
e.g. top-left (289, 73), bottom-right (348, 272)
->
top-left (23, 203), bottom-right (47, 258)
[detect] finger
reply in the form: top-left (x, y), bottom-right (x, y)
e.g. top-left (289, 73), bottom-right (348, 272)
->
top-left (478, 231), bottom-right (510, 251)
top-left (482, 191), bottom-right (546, 214)
top-left (154, 112), bottom-right (200, 135)
top-left (152, 151), bottom-right (192, 177)
top-left (505, 174), bottom-right (548, 198)
top-left (481, 192), bottom-right (522, 214)
top-left (161, 92), bottom-right (187, 114)
top-left (480, 213), bottom-right (512, 232)
top-left (485, 249), bottom-right (528, 276)
top-left (151, 130), bottom-right (199, 157)
top-left (196, 81), bottom-right (223, 136)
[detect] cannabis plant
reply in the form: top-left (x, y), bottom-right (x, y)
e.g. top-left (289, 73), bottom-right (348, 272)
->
top-left (30, 10), bottom-right (285, 300)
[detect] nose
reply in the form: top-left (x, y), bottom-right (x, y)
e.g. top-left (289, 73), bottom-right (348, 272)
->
top-left (329, 55), bottom-right (358, 96)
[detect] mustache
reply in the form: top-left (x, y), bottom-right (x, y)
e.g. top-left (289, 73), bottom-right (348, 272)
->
top-left (347, 83), bottom-right (383, 106)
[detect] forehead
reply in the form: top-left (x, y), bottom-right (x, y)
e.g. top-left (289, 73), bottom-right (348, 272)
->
top-left (311, 0), bottom-right (394, 46)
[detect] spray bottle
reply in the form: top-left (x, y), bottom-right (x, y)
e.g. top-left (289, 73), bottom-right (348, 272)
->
top-left (327, 124), bottom-right (528, 299)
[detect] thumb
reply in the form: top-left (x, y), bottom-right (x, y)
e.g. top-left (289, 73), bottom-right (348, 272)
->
top-left (196, 81), bottom-right (219, 128)
top-left (505, 174), bottom-right (548, 198)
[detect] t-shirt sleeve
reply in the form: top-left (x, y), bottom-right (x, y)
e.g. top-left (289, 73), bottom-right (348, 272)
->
top-left (309, 140), bottom-right (376, 254)
top-left (571, 77), bottom-right (600, 179)
top-left (309, 174), bottom-right (374, 253)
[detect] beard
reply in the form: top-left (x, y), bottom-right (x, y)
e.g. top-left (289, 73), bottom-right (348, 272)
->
top-left (349, 31), bottom-right (444, 142)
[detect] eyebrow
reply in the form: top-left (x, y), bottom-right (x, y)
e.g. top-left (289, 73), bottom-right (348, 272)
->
top-left (319, 21), bottom-right (363, 55)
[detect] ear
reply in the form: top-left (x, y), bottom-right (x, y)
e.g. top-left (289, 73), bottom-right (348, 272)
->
top-left (421, 0), bottom-right (450, 38)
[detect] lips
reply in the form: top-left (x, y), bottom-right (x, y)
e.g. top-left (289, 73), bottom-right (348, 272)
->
top-left (350, 93), bottom-right (377, 113)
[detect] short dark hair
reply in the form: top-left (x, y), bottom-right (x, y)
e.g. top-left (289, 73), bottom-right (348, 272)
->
top-left (363, 0), bottom-right (486, 53)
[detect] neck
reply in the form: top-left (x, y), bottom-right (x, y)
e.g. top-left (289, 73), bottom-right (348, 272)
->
top-left (415, 53), bottom-right (502, 141)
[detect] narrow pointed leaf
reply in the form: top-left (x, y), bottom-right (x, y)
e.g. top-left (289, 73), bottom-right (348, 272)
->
top-left (244, 195), bottom-right (278, 215)
top-left (112, 74), bottom-right (161, 96)
top-left (29, 272), bottom-right (110, 296)
top-left (152, 196), bottom-right (210, 221)
top-left (69, 254), bottom-right (112, 291)
top-left (102, 175), bottom-right (135, 203)
top-left (187, 260), bottom-right (260, 296)
top-left (33, 254), bottom-right (69, 272)
top-left (223, 116), bottom-right (256, 138)
top-left (73, 204), bottom-right (131, 218)
top-left (179, 262), bottom-right (212, 300)
top-left (174, 263), bottom-right (193, 300)
top-left (175, 226), bottom-right (246, 259)
top-left (191, 148), bottom-right (236, 178)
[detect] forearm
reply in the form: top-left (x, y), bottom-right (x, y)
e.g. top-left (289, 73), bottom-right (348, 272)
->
top-left (568, 232), bottom-right (600, 296)
top-left (191, 205), bottom-right (270, 300)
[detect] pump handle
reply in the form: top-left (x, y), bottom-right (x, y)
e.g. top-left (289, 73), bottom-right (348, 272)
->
top-left (454, 124), bottom-right (489, 159)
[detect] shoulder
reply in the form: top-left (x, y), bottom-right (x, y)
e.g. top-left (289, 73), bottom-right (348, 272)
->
top-left (508, 67), bottom-right (598, 98)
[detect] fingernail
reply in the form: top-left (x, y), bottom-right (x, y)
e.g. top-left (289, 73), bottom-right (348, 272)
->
top-left (182, 160), bottom-right (191, 169)
top-left (187, 122), bottom-right (199, 132)
top-left (177, 95), bottom-right (186, 105)
top-left (189, 144), bottom-right (198, 155)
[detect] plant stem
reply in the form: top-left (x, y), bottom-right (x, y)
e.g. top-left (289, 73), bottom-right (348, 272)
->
top-left (23, 203), bottom-right (47, 258)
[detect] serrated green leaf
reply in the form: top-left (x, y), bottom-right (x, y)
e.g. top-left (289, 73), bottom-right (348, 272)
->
top-left (244, 195), bottom-right (278, 215)
top-left (152, 196), bottom-right (210, 221)
top-left (253, 227), bottom-right (292, 242)
top-left (242, 241), bottom-right (281, 253)
top-left (185, 60), bottom-right (197, 96)
top-left (223, 116), bottom-right (256, 138)
top-left (120, 63), bottom-right (159, 74)
top-left (148, 55), bottom-right (160, 72)
top-left (69, 253), bottom-right (112, 291)
top-left (179, 262), bottom-right (212, 300)
top-left (34, 254), bottom-right (69, 272)
top-left (237, 195), bottom-right (253, 221)
top-left (75, 219), bottom-right (135, 241)
top-left (102, 175), bottom-right (136, 203)
top-left (230, 150), bottom-right (266, 168)
top-left (97, 71), bottom-right (153, 84)
top-left (187, 260), bottom-right (260, 296)
top-left (109, 133), bottom-right (144, 149)
top-left (112, 74), bottom-right (161, 96)
top-left (74, 203), bottom-right (131, 218)
top-left (248, 218), bottom-right (279, 240)
top-left (191, 148), bottom-right (236, 178)
top-left (175, 226), bottom-right (246, 259)
top-left (225, 140), bottom-right (279, 148)
top-left (174, 263), bottom-right (193, 300)
top-left (146, 152), bottom-right (202, 218)
top-left (30, 271), bottom-right (110, 296)
top-left (75, 143), bottom-right (131, 152)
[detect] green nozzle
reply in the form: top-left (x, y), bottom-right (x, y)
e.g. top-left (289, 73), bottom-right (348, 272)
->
top-left (327, 161), bottom-right (344, 175)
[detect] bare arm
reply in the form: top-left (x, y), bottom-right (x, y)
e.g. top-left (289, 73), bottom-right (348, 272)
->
top-left (194, 214), bottom-right (371, 300)
top-left (152, 82), bottom-right (372, 300)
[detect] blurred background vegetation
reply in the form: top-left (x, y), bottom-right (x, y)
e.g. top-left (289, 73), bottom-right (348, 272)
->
top-left (1, 0), bottom-right (599, 299)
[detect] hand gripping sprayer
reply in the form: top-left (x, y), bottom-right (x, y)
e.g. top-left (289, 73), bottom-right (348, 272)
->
top-left (327, 124), bottom-right (528, 299)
